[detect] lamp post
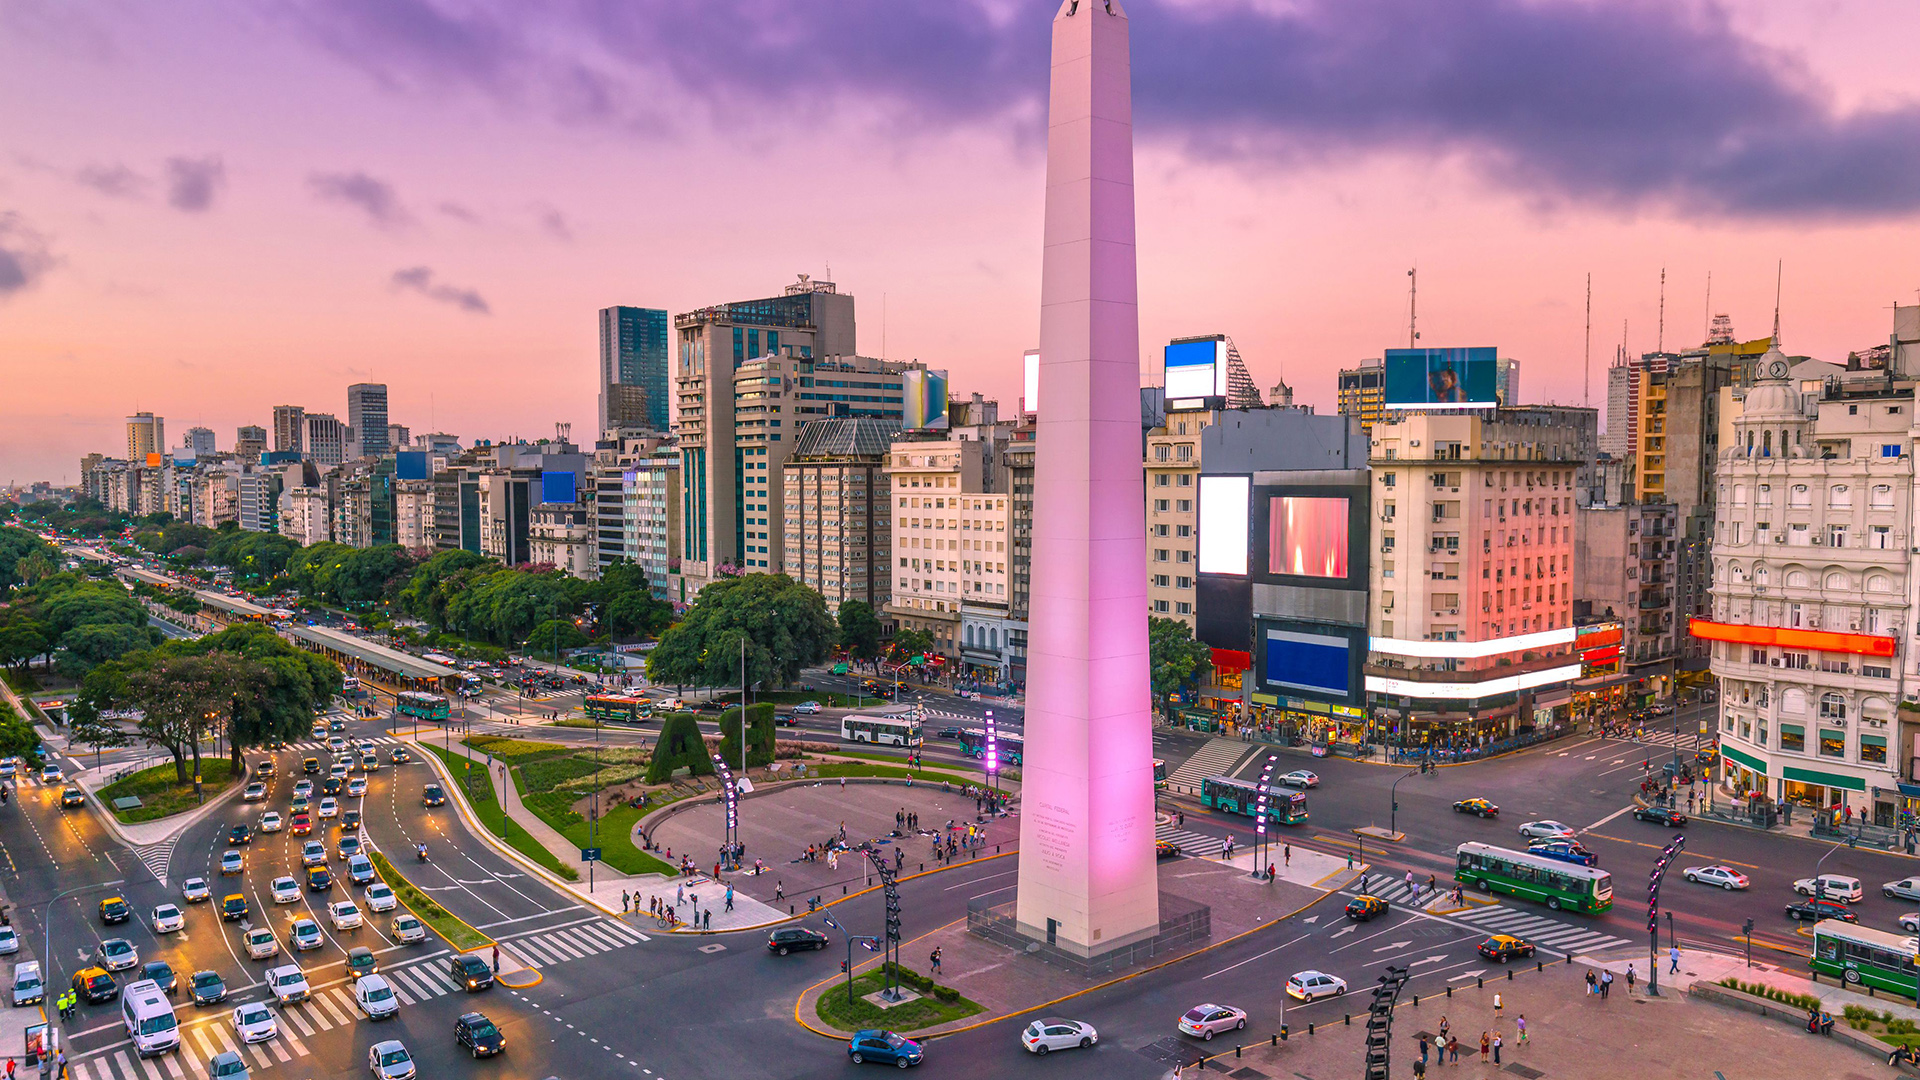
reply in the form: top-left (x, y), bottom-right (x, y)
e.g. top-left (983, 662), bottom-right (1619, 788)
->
top-left (1250, 755), bottom-right (1277, 879)
top-left (983, 709), bottom-right (1000, 812)
top-left (48, 878), bottom-right (123, 1036)
top-left (1389, 768), bottom-right (1418, 838)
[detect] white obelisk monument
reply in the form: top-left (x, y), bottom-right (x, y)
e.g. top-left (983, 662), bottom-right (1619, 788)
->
top-left (1014, 0), bottom-right (1161, 957)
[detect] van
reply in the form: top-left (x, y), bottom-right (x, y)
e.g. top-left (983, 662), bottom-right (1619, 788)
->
top-left (1793, 873), bottom-right (1864, 902)
top-left (347, 854), bottom-right (376, 886)
top-left (121, 979), bottom-right (180, 1056)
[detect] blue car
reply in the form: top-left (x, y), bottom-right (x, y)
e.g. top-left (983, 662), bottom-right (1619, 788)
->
top-left (1528, 841), bottom-right (1598, 867)
top-left (849, 1030), bottom-right (923, 1068)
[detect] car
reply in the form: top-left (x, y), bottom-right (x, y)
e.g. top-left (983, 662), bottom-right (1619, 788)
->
top-left (290, 918), bottom-right (324, 951)
top-left (293, 778), bottom-right (315, 798)
top-left (1528, 840), bottom-right (1600, 867)
top-left (451, 953), bottom-right (494, 991)
top-left (1683, 865), bottom-right (1750, 890)
top-left (73, 966), bottom-right (118, 1003)
top-left (422, 785), bottom-right (446, 807)
top-left (338, 833), bottom-right (363, 859)
top-left (1518, 820), bottom-right (1575, 840)
top-left (1786, 898), bottom-right (1857, 922)
top-left (1179, 1003), bottom-right (1249, 1039)
top-left (101, 896), bottom-right (132, 923)
top-left (301, 840), bottom-right (328, 867)
top-left (10, 961), bottom-right (42, 1007)
top-left (290, 812), bottom-right (312, 835)
top-left (391, 914), bottom-right (426, 944)
top-left (368, 1039), bottom-right (416, 1080)
top-left (773, 711), bottom-right (797, 726)
top-left (182, 878), bottom-right (211, 903)
top-left (1478, 935), bottom-right (1535, 962)
top-left (1885, 877), bottom-right (1920, 902)
top-left (454, 1011), bottom-right (505, 1057)
top-left (244, 927), bottom-right (279, 960)
top-left (97, 937), bottom-right (139, 971)
top-left (348, 853), bottom-right (376, 885)
top-left (1794, 874), bottom-right (1865, 902)
top-left (1345, 895), bottom-right (1390, 921)
top-left (269, 876), bottom-right (301, 904)
top-left (242, 782), bottom-right (267, 802)
top-left (330, 900), bottom-right (363, 930)
top-left (1633, 805), bottom-right (1688, 827)
top-left (346, 776), bottom-right (368, 797)
top-left (936, 726), bottom-right (961, 739)
top-left (233, 1000), bottom-right (277, 1043)
top-left (254, 758), bottom-right (275, 777)
top-left (1286, 970), bottom-right (1348, 1001)
top-left (792, 700), bottom-right (823, 714)
top-left (0, 927), bottom-right (16, 955)
top-left (221, 894), bottom-right (250, 921)
top-left (208, 1050), bottom-right (250, 1080)
top-left (151, 904), bottom-right (186, 932)
top-left (318, 797), bottom-right (339, 818)
top-left (329, 720), bottom-right (346, 734)
top-left (190, 970), bottom-right (227, 1005)
top-left (346, 946), bottom-right (379, 979)
top-left (767, 927), bottom-right (829, 955)
top-left (1279, 770), bottom-right (1320, 789)
top-left (342, 809), bottom-right (362, 831)
top-left (139, 961), bottom-right (178, 995)
top-left (322, 776), bottom-right (343, 796)
top-left (290, 795), bottom-right (310, 815)
top-left (355, 974), bottom-right (400, 1020)
top-left (365, 883), bottom-right (398, 912)
top-left (657, 697), bottom-right (686, 711)
top-left (39, 764), bottom-right (63, 784)
top-left (307, 866), bottom-right (334, 892)
top-left (389, 747), bottom-right (411, 764)
top-left (220, 849), bottom-right (245, 875)
top-left (228, 824), bottom-right (252, 846)
top-left (328, 737), bottom-right (347, 753)
top-left (302, 755), bottom-right (321, 776)
top-left (848, 1030), bottom-right (922, 1068)
top-left (1021, 1017), bottom-right (1097, 1055)
top-left (1156, 839), bottom-right (1181, 859)
top-left (60, 786), bottom-right (84, 807)
top-left (259, 811), bottom-right (283, 833)
top-left (1453, 798), bottom-right (1499, 818)
top-left (360, 753), bottom-right (379, 771)
top-left (266, 964), bottom-right (309, 1005)
top-left (1902, 913), bottom-right (1920, 933)
top-left (0, 760), bottom-right (13, 780)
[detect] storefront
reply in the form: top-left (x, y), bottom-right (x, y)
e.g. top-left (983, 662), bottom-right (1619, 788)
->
top-left (1246, 694), bottom-right (1366, 746)
top-left (1720, 743), bottom-right (1768, 799)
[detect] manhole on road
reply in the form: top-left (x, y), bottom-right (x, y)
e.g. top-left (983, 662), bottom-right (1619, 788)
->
top-left (1136, 1037), bottom-right (1198, 1066)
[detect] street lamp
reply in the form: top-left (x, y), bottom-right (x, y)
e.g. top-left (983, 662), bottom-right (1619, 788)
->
top-left (1389, 768), bottom-right (1418, 838)
top-left (1250, 755), bottom-right (1277, 879)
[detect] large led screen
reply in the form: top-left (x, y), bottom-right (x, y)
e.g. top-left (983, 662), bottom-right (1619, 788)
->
top-left (1164, 338), bottom-right (1227, 399)
top-left (1268, 496), bottom-right (1349, 578)
top-left (540, 470), bottom-right (577, 505)
top-left (1383, 347), bottom-right (1498, 408)
top-left (1264, 628), bottom-right (1350, 696)
top-left (1197, 475), bottom-right (1250, 575)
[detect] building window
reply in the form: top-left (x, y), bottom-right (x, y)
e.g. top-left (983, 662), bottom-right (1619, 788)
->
top-left (1153, 600), bottom-right (1170, 612)
top-left (1818, 730), bottom-right (1846, 758)
top-left (1863, 735), bottom-right (1889, 764)
top-left (1819, 693), bottom-right (1847, 720)
top-left (1780, 724), bottom-right (1805, 752)
top-left (1154, 499), bottom-right (1169, 512)
top-left (1155, 474), bottom-right (1169, 487)
top-left (1175, 602), bottom-right (1191, 614)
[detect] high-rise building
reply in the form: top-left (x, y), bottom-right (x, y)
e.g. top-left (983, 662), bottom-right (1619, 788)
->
top-left (622, 449), bottom-right (682, 600)
top-left (235, 425), bottom-right (268, 461)
top-left (1336, 360), bottom-right (1385, 432)
top-left (184, 427), bottom-right (216, 456)
top-left (272, 406), bottom-right (306, 454)
top-left (347, 384), bottom-right (389, 458)
top-left (1005, 423), bottom-right (1037, 685)
top-left (387, 424), bottom-right (411, 452)
top-left (126, 412), bottom-right (164, 463)
top-left (599, 307), bottom-right (671, 434)
top-left (304, 414), bottom-right (347, 468)
top-left (1144, 405), bottom-right (1213, 625)
top-left (781, 417), bottom-right (900, 613)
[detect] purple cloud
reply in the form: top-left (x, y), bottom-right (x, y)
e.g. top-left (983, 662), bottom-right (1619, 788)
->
top-left (390, 265), bottom-right (489, 313)
top-left (165, 155), bottom-right (226, 212)
top-left (536, 206), bottom-right (570, 242)
top-left (74, 163), bottom-right (149, 200)
top-left (437, 200), bottom-right (481, 223)
top-left (308, 170), bottom-right (414, 229)
top-left (0, 213), bottom-right (57, 299)
top-left (284, 0), bottom-right (1920, 219)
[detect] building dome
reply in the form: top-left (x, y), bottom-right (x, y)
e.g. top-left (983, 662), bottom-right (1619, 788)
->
top-left (1741, 344), bottom-right (1803, 420)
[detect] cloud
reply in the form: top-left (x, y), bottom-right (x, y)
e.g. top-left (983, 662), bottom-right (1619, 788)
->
top-left (308, 170), bottom-right (414, 229)
top-left (283, 0), bottom-right (1920, 220)
top-left (437, 200), bottom-right (481, 223)
top-left (165, 155), bottom-right (226, 212)
top-left (390, 265), bottom-right (490, 313)
top-left (536, 206), bottom-right (570, 242)
top-left (74, 163), bottom-right (150, 200)
top-left (0, 212), bottom-right (57, 300)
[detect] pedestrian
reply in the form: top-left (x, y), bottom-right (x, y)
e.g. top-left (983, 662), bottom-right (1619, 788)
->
top-left (676, 883), bottom-right (685, 906)
top-left (1669, 944), bottom-right (1680, 974)
top-left (1479, 1033), bottom-right (1489, 1064)
top-left (703, 909), bottom-right (711, 930)
top-left (775, 880), bottom-right (784, 901)
top-left (725, 885), bottom-right (735, 912)
top-left (1406, 869), bottom-right (1416, 896)
top-left (1626, 964), bottom-right (1635, 993)
top-left (1283, 843), bottom-right (1291, 868)
top-left (491, 944), bottom-right (500, 974)
top-left (1427, 873), bottom-right (1437, 896)
top-left (840, 777), bottom-right (846, 791)
top-left (1493, 991), bottom-right (1502, 1018)
top-left (1601, 970), bottom-right (1612, 999)
top-left (621, 890), bottom-right (630, 913)
top-left (1492, 1033), bottom-right (1502, 1065)
top-left (1585, 969), bottom-right (1596, 995)
top-left (1448, 1035), bottom-right (1459, 1064)
top-left (1438, 1016), bottom-right (1449, 1044)
top-left (1418, 1033), bottom-right (1429, 1064)
top-left (6, 1056), bottom-right (14, 1080)
top-left (1516, 1014), bottom-right (1527, 1046)
top-left (930, 946), bottom-right (942, 975)
top-left (1413, 1059), bottom-right (1426, 1080)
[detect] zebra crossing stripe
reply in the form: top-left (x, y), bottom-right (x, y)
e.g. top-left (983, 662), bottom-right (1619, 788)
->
top-left (247, 1043), bottom-right (272, 1070)
top-left (279, 1003), bottom-right (314, 1037)
top-left (562, 927), bottom-right (609, 953)
top-left (391, 967), bottom-right (435, 999)
top-left (163, 1052), bottom-right (185, 1079)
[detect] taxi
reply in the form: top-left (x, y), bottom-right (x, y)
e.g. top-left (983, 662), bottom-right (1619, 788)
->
top-left (100, 896), bottom-right (132, 924)
top-left (1452, 798), bottom-right (1500, 818)
top-left (221, 894), bottom-right (250, 921)
top-left (1155, 840), bottom-right (1181, 859)
top-left (72, 966), bottom-right (118, 1004)
top-left (1478, 935), bottom-right (1536, 963)
top-left (302, 757), bottom-right (321, 775)
top-left (1344, 895), bottom-right (1390, 922)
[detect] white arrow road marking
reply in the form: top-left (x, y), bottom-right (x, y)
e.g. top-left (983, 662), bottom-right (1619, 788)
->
top-left (1449, 970), bottom-right (1487, 982)
top-left (1409, 955), bottom-right (1449, 967)
top-left (1302, 916), bottom-right (1320, 925)
top-left (1372, 940), bottom-right (1413, 953)
top-left (1330, 926), bottom-right (1357, 939)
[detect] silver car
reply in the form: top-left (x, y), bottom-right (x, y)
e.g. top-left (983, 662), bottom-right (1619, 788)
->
top-left (1278, 770), bottom-right (1319, 788)
top-left (1885, 877), bottom-right (1920, 902)
top-left (368, 1039), bottom-right (415, 1080)
top-left (1178, 1003), bottom-right (1247, 1041)
top-left (1518, 820), bottom-right (1575, 841)
top-left (1022, 1017), bottom-right (1097, 1054)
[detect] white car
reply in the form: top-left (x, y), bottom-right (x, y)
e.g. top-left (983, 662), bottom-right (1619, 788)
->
top-left (330, 901), bottom-right (363, 930)
top-left (1178, 1003), bottom-right (1248, 1040)
top-left (364, 884), bottom-right (398, 913)
top-left (301, 841), bottom-right (328, 867)
top-left (220, 849), bottom-right (246, 875)
top-left (266, 964), bottom-right (309, 1004)
top-left (792, 701), bottom-right (822, 714)
top-left (1286, 970), bottom-right (1348, 1001)
top-left (1886, 877), bottom-right (1920, 902)
top-left (270, 877), bottom-right (302, 904)
top-left (318, 798), bottom-right (339, 819)
top-left (368, 1040), bottom-right (416, 1080)
top-left (1683, 865), bottom-right (1750, 890)
top-left (657, 698), bottom-right (686, 711)
top-left (242, 782), bottom-right (268, 802)
top-left (290, 919), bottom-right (324, 951)
top-left (39, 764), bottom-right (62, 784)
top-left (182, 877), bottom-right (212, 903)
top-left (1021, 1017), bottom-right (1098, 1054)
top-left (151, 904), bottom-right (186, 933)
top-left (1794, 874), bottom-right (1864, 902)
top-left (259, 811), bottom-right (283, 833)
top-left (328, 737), bottom-right (348, 753)
top-left (1901, 913), bottom-right (1920, 933)
top-left (1518, 820), bottom-right (1576, 841)
top-left (1278, 770), bottom-right (1320, 789)
top-left (0, 927), bottom-right (19, 954)
top-left (232, 1001), bottom-right (278, 1044)
top-left (245, 927), bottom-right (279, 959)
top-left (391, 914), bottom-right (426, 944)
top-left (292, 779), bottom-right (314, 799)
top-left (347, 777), bottom-right (368, 797)
top-left (354, 974), bottom-right (400, 1020)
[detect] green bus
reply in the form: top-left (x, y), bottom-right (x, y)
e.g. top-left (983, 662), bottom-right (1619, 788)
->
top-left (1200, 776), bottom-right (1308, 825)
top-left (1454, 843), bottom-right (1613, 913)
top-left (1811, 920), bottom-right (1918, 999)
top-left (395, 691), bottom-right (450, 721)
top-left (583, 695), bottom-right (649, 723)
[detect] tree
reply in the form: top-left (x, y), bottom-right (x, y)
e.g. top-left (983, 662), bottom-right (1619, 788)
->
top-left (0, 527), bottom-right (57, 593)
top-left (525, 619), bottom-right (589, 656)
top-left (0, 621), bottom-right (49, 674)
top-left (646, 574), bottom-right (834, 690)
top-left (1147, 616), bottom-right (1213, 720)
top-left (54, 622), bottom-right (157, 679)
top-left (888, 628), bottom-right (934, 663)
top-left (837, 600), bottom-right (883, 661)
top-left (119, 652), bottom-right (244, 783)
top-left (645, 713), bottom-right (714, 783)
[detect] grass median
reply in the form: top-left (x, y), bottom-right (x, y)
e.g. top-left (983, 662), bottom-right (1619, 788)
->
top-left (420, 741), bottom-right (580, 881)
top-left (815, 965), bottom-right (983, 1033)
top-left (471, 737), bottom-right (673, 877)
top-left (367, 850), bottom-right (490, 952)
top-left (97, 759), bottom-right (237, 823)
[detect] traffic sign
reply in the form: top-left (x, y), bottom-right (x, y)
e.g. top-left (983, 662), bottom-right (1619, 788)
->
top-left (580, 847), bottom-right (602, 862)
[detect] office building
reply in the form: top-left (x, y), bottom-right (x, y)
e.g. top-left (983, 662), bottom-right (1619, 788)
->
top-left (1004, 423), bottom-right (1037, 685)
top-left (599, 306), bottom-right (671, 434)
top-left (126, 412), bottom-right (164, 463)
top-left (622, 449), bottom-right (682, 600)
top-left (272, 406), bottom-right (306, 454)
top-left (781, 417), bottom-right (900, 614)
top-left (304, 414), bottom-right (347, 468)
top-left (393, 480), bottom-right (436, 550)
top-left (1575, 500), bottom-right (1678, 673)
top-left (235, 426), bottom-right (268, 462)
top-left (1335, 360), bottom-right (1386, 433)
top-left (279, 485), bottom-right (331, 545)
top-left (387, 424), bottom-right (411, 452)
top-left (184, 427), bottom-right (216, 456)
top-left (1144, 405), bottom-right (1214, 624)
top-left (884, 427), bottom-right (1012, 671)
top-left (347, 384), bottom-right (389, 458)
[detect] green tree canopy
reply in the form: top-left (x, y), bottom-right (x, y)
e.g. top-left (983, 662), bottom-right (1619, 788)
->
top-left (54, 622), bottom-right (158, 678)
top-left (1148, 616), bottom-right (1213, 719)
top-left (525, 619), bottom-right (589, 656)
top-left (837, 600), bottom-right (883, 661)
top-left (0, 526), bottom-right (58, 594)
top-left (644, 574), bottom-right (834, 690)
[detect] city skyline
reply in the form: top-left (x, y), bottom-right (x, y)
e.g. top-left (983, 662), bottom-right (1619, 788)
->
top-left (5, 1), bottom-right (1919, 485)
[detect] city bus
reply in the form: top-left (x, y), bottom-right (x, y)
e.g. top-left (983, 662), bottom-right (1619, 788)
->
top-left (1454, 842), bottom-right (1614, 913)
top-left (957, 728), bottom-right (1024, 767)
top-left (841, 715), bottom-right (923, 747)
top-left (395, 692), bottom-right (451, 721)
top-left (1811, 920), bottom-right (1919, 999)
top-left (1154, 758), bottom-right (1167, 787)
top-left (583, 695), bottom-right (650, 723)
top-left (339, 675), bottom-right (361, 695)
top-left (1199, 776), bottom-right (1308, 825)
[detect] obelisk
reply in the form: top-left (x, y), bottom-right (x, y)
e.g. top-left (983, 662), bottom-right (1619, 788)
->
top-left (1015, 0), bottom-right (1160, 957)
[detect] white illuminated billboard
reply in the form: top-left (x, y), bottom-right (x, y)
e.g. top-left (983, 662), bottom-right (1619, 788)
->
top-left (1164, 338), bottom-right (1227, 400)
top-left (1023, 349), bottom-right (1040, 415)
top-left (1197, 475), bottom-right (1250, 575)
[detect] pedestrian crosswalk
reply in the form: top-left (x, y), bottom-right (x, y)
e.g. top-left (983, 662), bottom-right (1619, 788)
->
top-left (134, 838), bottom-right (177, 885)
top-left (1450, 904), bottom-right (1634, 956)
top-left (284, 736), bottom-right (407, 754)
top-left (1591, 729), bottom-right (1712, 753)
top-left (494, 916), bottom-right (649, 968)
top-left (1346, 876), bottom-right (1460, 913)
top-left (1155, 823), bottom-right (1227, 858)
top-left (1163, 739), bottom-right (1256, 796)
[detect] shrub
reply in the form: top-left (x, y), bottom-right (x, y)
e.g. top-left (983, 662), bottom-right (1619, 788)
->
top-left (465, 736), bottom-right (570, 762)
top-left (518, 756), bottom-right (605, 792)
top-left (557, 764), bottom-right (647, 791)
top-left (1718, 977), bottom-right (1820, 1010)
top-left (647, 713), bottom-right (714, 783)
top-left (932, 986), bottom-right (960, 1003)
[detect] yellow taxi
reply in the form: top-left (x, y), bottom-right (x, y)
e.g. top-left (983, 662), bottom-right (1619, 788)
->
top-left (1344, 895), bottom-right (1391, 922)
top-left (99, 896), bottom-right (131, 924)
top-left (1452, 798), bottom-right (1500, 819)
top-left (1478, 934), bottom-right (1535, 963)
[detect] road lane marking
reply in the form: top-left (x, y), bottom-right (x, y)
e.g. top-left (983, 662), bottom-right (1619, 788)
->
top-left (1581, 806), bottom-right (1634, 833)
top-left (1202, 932), bottom-right (1311, 979)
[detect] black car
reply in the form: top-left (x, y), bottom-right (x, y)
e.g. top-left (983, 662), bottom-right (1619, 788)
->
top-left (228, 824), bottom-right (252, 846)
top-left (1786, 898), bottom-right (1856, 922)
top-left (343, 810), bottom-right (362, 832)
top-left (321, 777), bottom-right (343, 796)
top-left (773, 713), bottom-right (797, 726)
top-left (99, 897), bottom-right (131, 924)
top-left (768, 928), bottom-right (830, 955)
top-left (140, 961), bottom-right (178, 995)
top-left (455, 1012), bottom-right (505, 1058)
top-left (189, 970), bottom-right (227, 1005)
top-left (1633, 805), bottom-right (1688, 827)
top-left (307, 868), bottom-right (334, 892)
top-left (1345, 896), bottom-right (1390, 922)
top-left (422, 785), bottom-right (446, 807)
top-left (345, 947), bottom-right (378, 979)
top-left (451, 954), bottom-right (493, 991)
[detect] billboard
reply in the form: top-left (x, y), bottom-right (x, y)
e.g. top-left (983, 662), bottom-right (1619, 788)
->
top-left (1264, 628), bottom-right (1350, 697)
top-left (1383, 347), bottom-right (1498, 409)
top-left (1267, 496), bottom-right (1349, 578)
top-left (1163, 337), bottom-right (1228, 400)
top-left (1022, 349), bottom-right (1040, 416)
top-left (902, 368), bottom-right (949, 430)
top-left (395, 451), bottom-right (431, 481)
top-left (1197, 475), bottom-right (1250, 575)
top-left (539, 470), bottom-right (578, 505)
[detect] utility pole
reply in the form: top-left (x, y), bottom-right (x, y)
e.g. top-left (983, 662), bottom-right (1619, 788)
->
top-left (1583, 273), bottom-right (1592, 406)
top-left (1657, 267), bottom-right (1666, 352)
top-left (1407, 267), bottom-right (1418, 348)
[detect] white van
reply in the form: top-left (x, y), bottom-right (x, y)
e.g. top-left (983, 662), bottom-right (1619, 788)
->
top-left (1793, 873), bottom-right (1864, 902)
top-left (121, 979), bottom-right (180, 1056)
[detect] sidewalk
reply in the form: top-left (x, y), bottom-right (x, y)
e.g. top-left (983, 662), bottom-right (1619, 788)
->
top-left (67, 756), bottom-right (244, 852)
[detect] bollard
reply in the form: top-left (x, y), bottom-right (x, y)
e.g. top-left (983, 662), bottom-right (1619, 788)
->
top-left (1344, 1013), bottom-right (1350, 1026)
top-left (1235, 1045), bottom-right (1241, 1059)
top-left (1446, 986), bottom-right (1452, 999)
top-left (1308, 1023), bottom-right (1314, 1035)
top-left (1413, 994), bottom-right (1419, 1006)
top-left (843, 885), bottom-right (848, 895)
top-left (1870, 985), bottom-right (1877, 998)
top-left (1477, 977), bottom-right (1483, 989)
top-left (971, 849), bottom-right (976, 859)
top-left (1281, 1026), bottom-right (1289, 1042)
top-left (997, 845), bottom-right (1001, 853)
top-left (790, 904), bottom-right (795, 915)
top-left (920, 864), bottom-right (924, 872)
top-left (1536, 962), bottom-right (1543, 973)
top-left (1271, 1033), bottom-right (1278, 1046)
top-left (1507, 969), bottom-right (1513, 981)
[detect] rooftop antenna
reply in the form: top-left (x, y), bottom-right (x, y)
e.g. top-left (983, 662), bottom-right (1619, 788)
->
top-left (1772, 260), bottom-right (1783, 346)
top-left (882, 292), bottom-right (888, 360)
top-left (1407, 266), bottom-right (1419, 348)
top-left (1703, 271), bottom-right (1712, 345)
top-left (1583, 273), bottom-right (1592, 406)
top-left (1657, 267), bottom-right (1666, 353)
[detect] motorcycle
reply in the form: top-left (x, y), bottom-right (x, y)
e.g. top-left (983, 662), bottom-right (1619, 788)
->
top-left (416, 844), bottom-right (429, 863)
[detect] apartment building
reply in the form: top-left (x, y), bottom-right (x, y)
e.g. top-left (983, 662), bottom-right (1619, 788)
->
top-left (884, 430), bottom-right (1011, 664)
top-left (1144, 405), bottom-right (1213, 623)
top-left (781, 417), bottom-right (898, 612)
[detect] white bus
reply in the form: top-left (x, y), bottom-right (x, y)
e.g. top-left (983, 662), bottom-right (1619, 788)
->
top-left (423, 653), bottom-right (460, 668)
top-left (122, 979), bottom-right (180, 1057)
top-left (842, 715), bottom-right (923, 747)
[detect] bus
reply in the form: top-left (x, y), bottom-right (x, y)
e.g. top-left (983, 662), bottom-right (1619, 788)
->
top-left (1200, 776), bottom-right (1308, 825)
top-left (395, 692), bottom-right (451, 721)
top-left (1811, 920), bottom-right (1918, 999)
top-left (1454, 842), bottom-right (1613, 914)
top-left (339, 675), bottom-right (361, 695)
top-left (842, 715), bottom-right (923, 747)
top-left (1154, 758), bottom-right (1167, 787)
top-left (583, 695), bottom-right (650, 723)
top-left (422, 653), bottom-right (460, 668)
top-left (957, 728), bottom-right (1024, 766)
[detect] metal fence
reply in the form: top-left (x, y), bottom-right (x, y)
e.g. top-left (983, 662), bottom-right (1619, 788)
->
top-left (966, 887), bottom-right (1210, 977)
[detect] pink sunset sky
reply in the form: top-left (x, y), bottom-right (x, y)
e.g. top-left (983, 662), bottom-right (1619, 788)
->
top-left (4, 0), bottom-right (1919, 484)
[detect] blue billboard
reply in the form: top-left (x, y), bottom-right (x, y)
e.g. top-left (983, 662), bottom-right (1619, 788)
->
top-left (1383, 347), bottom-right (1498, 409)
top-left (395, 452), bottom-right (431, 481)
top-left (540, 470), bottom-right (578, 505)
top-left (1163, 338), bottom-right (1227, 399)
top-left (1263, 628), bottom-right (1350, 697)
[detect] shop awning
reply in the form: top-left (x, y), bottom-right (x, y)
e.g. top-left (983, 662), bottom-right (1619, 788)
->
top-left (1532, 690), bottom-right (1573, 708)
top-left (1211, 649), bottom-right (1252, 674)
top-left (1782, 764), bottom-right (1867, 792)
top-left (1897, 783), bottom-right (1920, 800)
top-left (1721, 743), bottom-right (1767, 775)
